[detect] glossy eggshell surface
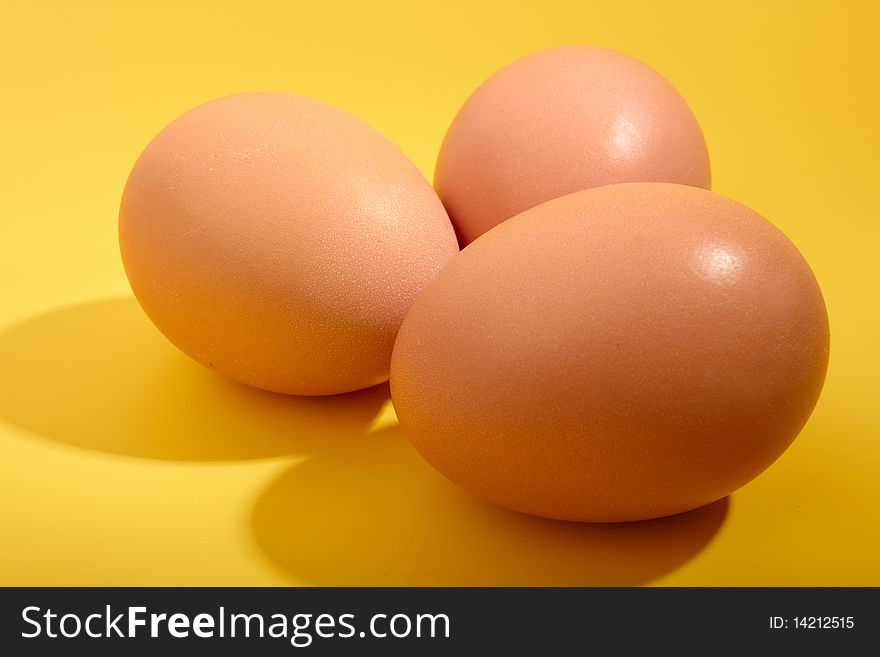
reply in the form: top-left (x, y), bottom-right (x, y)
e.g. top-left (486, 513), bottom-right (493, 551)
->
top-left (435, 46), bottom-right (711, 245)
top-left (391, 183), bottom-right (829, 522)
top-left (120, 92), bottom-right (458, 395)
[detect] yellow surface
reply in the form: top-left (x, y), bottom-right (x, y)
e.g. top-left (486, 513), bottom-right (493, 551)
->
top-left (1, 0), bottom-right (878, 586)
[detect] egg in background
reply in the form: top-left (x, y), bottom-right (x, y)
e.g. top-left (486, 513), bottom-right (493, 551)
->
top-left (435, 46), bottom-right (711, 245)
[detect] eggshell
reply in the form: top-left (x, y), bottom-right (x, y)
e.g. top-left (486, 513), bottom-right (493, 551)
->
top-left (391, 183), bottom-right (829, 522)
top-left (120, 93), bottom-right (458, 395)
top-left (435, 46), bottom-right (711, 245)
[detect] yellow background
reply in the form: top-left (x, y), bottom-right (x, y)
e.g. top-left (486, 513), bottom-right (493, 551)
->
top-left (2, 0), bottom-right (878, 585)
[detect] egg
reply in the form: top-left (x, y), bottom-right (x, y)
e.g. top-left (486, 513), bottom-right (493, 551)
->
top-left (391, 183), bottom-right (829, 522)
top-left (120, 93), bottom-right (458, 395)
top-left (435, 46), bottom-right (711, 245)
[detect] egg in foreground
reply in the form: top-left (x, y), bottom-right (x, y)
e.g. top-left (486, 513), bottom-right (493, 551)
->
top-left (435, 46), bottom-right (711, 245)
top-left (120, 92), bottom-right (459, 395)
top-left (391, 183), bottom-right (829, 522)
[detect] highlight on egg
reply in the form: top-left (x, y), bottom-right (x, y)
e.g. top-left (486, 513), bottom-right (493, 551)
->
top-left (391, 183), bottom-right (829, 522)
top-left (435, 46), bottom-right (711, 245)
top-left (119, 92), bottom-right (459, 396)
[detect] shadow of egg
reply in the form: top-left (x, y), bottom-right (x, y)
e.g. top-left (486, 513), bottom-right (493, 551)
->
top-left (0, 298), bottom-right (388, 461)
top-left (252, 426), bottom-right (729, 585)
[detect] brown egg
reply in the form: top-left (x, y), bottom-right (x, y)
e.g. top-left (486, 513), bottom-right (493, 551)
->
top-left (435, 46), bottom-right (711, 245)
top-left (120, 93), bottom-right (458, 395)
top-left (391, 183), bottom-right (829, 522)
